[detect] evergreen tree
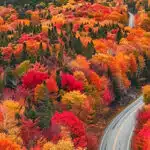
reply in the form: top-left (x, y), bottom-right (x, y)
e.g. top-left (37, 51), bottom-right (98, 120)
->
top-left (84, 42), bottom-right (96, 59)
top-left (45, 47), bottom-right (51, 58)
top-left (47, 11), bottom-right (52, 19)
top-left (21, 43), bottom-right (28, 62)
top-left (56, 70), bottom-right (61, 89)
top-left (29, 55), bottom-right (36, 63)
top-left (108, 68), bottom-right (121, 101)
top-left (37, 42), bottom-right (44, 61)
top-left (3, 67), bottom-right (17, 89)
top-left (10, 54), bottom-right (17, 68)
top-left (89, 28), bottom-right (96, 39)
top-left (48, 26), bottom-right (58, 44)
top-left (24, 86), bottom-right (54, 129)
top-left (127, 72), bottom-right (139, 88)
top-left (116, 28), bottom-right (122, 43)
top-left (98, 27), bottom-right (106, 38)
top-left (72, 36), bottom-right (83, 55)
top-left (79, 24), bottom-right (84, 32)
top-left (0, 51), bottom-right (3, 66)
top-left (48, 28), bottom-right (51, 39)
top-left (143, 53), bottom-right (150, 82)
top-left (58, 49), bottom-right (63, 67)
top-left (35, 97), bottom-right (54, 128)
top-left (33, 26), bottom-right (37, 34)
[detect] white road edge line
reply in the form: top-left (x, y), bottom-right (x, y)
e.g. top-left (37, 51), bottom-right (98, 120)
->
top-left (127, 126), bottom-right (135, 149)
top-left (112, 102), bottom-right (143, 150)
top-left (126, 103), bottom-right (144, 150)
top-left (100, 96), bottom-right (143, 150)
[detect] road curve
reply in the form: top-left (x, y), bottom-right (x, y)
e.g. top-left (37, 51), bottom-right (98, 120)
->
top-left (128, 12), bottom-right (135, 28)
top-left (99, 96), bottom-right (144, 150)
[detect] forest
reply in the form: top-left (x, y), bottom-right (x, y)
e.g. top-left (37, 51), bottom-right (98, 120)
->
top-left (0, 0), bottom-right (149, 150)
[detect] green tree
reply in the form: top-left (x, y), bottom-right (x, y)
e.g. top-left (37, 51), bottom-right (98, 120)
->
top-left (10, 54), bottom-right (17, 68)
top-left (116, 29), bottom-right (122, 43)
top-left (21, 43), bottom-right (28, 62)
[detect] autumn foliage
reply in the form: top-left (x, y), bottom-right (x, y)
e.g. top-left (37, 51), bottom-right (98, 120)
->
top-left (132, 85), bottom-right (150, 150)
top-left (143, 85), bottom-right (150, 104)
top-left (0, 0), bottom-right (149, 150)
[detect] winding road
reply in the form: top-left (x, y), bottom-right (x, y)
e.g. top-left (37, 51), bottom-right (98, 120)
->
top-left (100, 12), bottom-right (143, 150)
top-left (128, 12), bottom-right (135, 28)
top-left (0, 1), bottom-right (140, 149)
top-left (99, 96), bottom-right (144, 150)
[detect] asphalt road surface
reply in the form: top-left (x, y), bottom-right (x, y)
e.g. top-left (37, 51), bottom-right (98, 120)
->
top-left (99, 96), bottom-right (144, 150)
top-left (128, 12), bottom-right (135, 28)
